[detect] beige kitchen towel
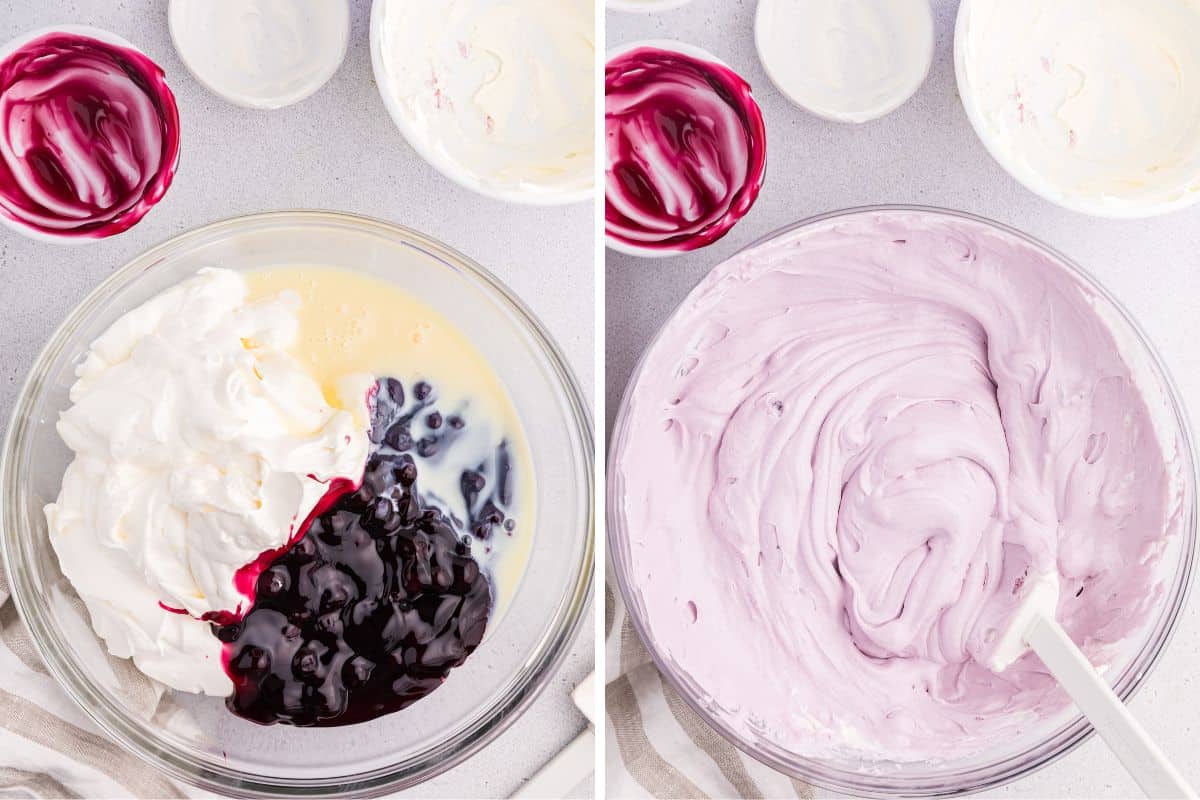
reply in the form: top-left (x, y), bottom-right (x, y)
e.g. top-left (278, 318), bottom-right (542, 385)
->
top-left (605, 579), bottom-right (817, 800)
top-left (0, 564), bottom-right (196, 800)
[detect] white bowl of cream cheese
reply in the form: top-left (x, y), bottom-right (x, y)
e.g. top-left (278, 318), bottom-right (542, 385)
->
top-left (955, 0), bottom-right (1200, 217)
top-left (755, 0), bottom-right (934, 124)
top-left (369, 0), bottom-right (594, 205)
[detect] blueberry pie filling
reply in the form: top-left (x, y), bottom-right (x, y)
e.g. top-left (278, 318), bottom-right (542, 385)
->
top-left (217, 377), bottom-right (515, 726)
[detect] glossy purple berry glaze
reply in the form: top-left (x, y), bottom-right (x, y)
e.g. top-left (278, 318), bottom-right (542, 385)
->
top-left (216, 378), bottom-right (515, 727)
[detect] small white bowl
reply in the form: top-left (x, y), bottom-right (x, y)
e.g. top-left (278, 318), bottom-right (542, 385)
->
top-left (168, 0), bottom-right (350, 110)
top-left (607, 0), bottom-right (694, 12)
top-left (755, 0), bottom-right (933, 124)
top-left (605, 40), bottom-right (767, 258)
top-left (954, 0), bottom-right (1200, 218)
top-left (369, 0), bottom-right (593, 206)
top-left (0, 25), bottom-right (179, 245)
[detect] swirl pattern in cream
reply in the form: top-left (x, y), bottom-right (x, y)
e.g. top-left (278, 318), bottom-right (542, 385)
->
top-left (605, 46), bottom-right (766, 252)
top-left (611, 210), bottom-right (1186, 760)
top-left (0, 31), bottom-right (179, 238)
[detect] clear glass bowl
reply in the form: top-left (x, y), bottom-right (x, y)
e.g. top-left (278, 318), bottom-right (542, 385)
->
top-left (1, 211), bottom-right (594, 797)
top-left (607, 205), bottom-right (1197, 797)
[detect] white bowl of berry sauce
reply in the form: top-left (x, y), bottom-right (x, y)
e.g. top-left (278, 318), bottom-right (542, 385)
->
top-left (0, 211), bottom-right (593, 795)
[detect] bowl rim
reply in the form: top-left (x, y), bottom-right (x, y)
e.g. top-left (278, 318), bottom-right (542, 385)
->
top-left (367, 0), bottom-right (593, 207)
top-left (603, 38), bottom-right (767, 259)
top-left (0, 209), bottom-right (595, 798)
top-left (953, 0), bottom-right (1200, 220)
top-left (606, 203), bottom-right (1199, 797)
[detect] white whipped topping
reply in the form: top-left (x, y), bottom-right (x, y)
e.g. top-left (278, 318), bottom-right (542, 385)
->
top-left (375, 0), bottom-right (594, 201)
top-left (756, 0), bottom-right (933, 123)
top-left (44, 268), bottom-right (367, 695)
top-left (168, 0), bottom-right (349, 109)
top-left (958, 0), bottom-right (1200, 214)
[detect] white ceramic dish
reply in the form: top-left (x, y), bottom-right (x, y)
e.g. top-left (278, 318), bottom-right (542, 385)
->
top-left (369, 0), bottom-right (594, 206)
top-left (954, 0), bottom-right (1200, 218)
top-left (168, 0), bottom-right (350, 110)
top-left (755, 0), bottom-right (934, 124)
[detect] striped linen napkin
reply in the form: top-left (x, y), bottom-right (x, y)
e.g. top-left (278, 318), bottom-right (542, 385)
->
top-left (605, 579), bottom-right (816, 800)
top-left (0, 563), bottom-right (198, 799)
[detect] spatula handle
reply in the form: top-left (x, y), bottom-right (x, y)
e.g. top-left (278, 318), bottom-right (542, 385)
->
top-left (1026, 614), bottom-right (1196, 799)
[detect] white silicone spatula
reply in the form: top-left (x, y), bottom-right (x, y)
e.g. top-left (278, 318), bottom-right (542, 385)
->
top-left (993, 575), bottom-right (1196, 799)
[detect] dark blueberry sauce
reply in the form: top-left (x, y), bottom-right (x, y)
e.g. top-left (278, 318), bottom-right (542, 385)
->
top-left (214, 378), bottom-right (515, 727)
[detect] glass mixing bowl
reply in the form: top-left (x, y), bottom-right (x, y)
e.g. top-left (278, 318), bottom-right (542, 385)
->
top-left (607, 205), bottom-right (1197, 797)
top-left (1, 211), bottom-right (593, 796)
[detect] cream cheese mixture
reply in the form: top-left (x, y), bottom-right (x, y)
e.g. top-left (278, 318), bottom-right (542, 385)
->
top-left (958, 0), bottom-right (1200, 213)
top-left (375, 0), bottom-right (593, 199)
top-left (168, 0), bottom-right (349, 109)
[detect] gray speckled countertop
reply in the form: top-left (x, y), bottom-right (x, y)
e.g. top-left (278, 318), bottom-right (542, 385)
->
top-left (0, 1), bottom-right (593, 798)
top-left (607, 1), bottom-right (1200, 797)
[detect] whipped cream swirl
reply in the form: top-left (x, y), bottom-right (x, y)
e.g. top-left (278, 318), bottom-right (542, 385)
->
top-left (45, 269), bottom-right (367, 694)
top-left (611, 210), bottom-right (1185, 760)
top-left (605, 46), bottom-right (766, 252)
